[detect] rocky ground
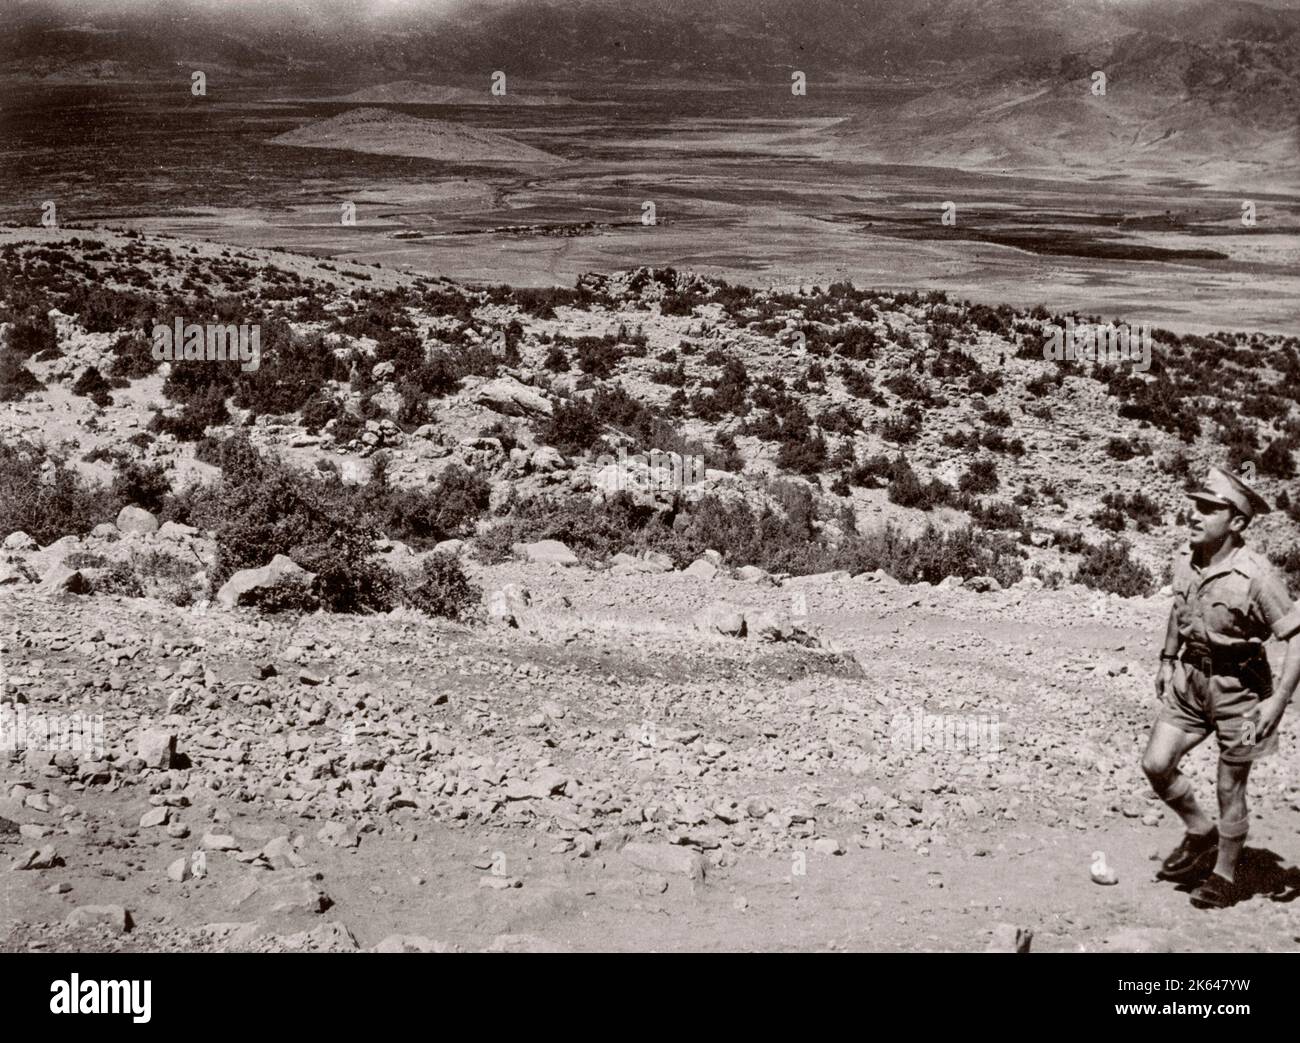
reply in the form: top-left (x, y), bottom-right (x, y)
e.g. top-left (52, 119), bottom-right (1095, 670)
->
top-left (3, 230), bottom-right (1300, 952)
top-left (7, 545), bottom-right (1300, 953)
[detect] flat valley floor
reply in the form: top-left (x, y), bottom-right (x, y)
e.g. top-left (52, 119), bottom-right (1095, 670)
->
top-left (3, 83), bottom-right (1298, 335)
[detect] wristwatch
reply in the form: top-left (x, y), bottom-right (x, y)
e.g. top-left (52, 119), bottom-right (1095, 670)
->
top-left (1159, 651), bottom-right (1179, 662)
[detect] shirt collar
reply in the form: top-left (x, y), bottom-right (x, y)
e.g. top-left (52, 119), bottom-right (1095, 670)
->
top-left (1186, 542), bottom-right (1249, 584)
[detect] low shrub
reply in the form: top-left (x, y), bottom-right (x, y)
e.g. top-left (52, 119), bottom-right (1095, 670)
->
top-left (0, 439), bottom-right (114, 543)
top-left (399, 553), bottom-right (481, 621)
top-left (1073, 538), bottom-right (1154, 596)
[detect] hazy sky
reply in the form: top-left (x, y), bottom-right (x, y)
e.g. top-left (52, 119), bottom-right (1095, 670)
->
top-left (16, 0), bottom-right (1300, 20)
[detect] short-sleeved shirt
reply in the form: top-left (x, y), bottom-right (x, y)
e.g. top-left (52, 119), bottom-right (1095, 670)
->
top-left (1171, 543), bottom-right (1300, 658)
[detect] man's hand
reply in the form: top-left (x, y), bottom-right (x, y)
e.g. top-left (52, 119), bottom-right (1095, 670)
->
top-left (1256, 693), bottom-right (1289, 742)
top-left (1155, 660), bottom-right (1175, 701)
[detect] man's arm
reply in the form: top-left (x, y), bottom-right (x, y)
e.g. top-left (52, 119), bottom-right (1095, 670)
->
top-left (1257, 636), bottom-right (1300, 740)
top-left (1155, 603), bottom-right (1181, 698)
top-left (1162, 602), bottom-right (1181, 658)
top-left (1251, 565), bottom-right (1300, 737)
top-left (1274, 635), bottom-right (1300, 705)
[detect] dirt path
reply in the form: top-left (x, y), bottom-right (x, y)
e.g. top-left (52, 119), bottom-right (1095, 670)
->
top-left (5, 566), bottom-right (1300, 952)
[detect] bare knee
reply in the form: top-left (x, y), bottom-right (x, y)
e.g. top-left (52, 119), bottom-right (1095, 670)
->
top-left (1142, 752), bottom-right (1175, 785)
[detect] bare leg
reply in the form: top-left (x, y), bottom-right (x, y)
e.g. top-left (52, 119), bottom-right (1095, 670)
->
top-left (1214, 759), bottom-right (1251, 881)
top-left (1141, 721), bottom-right (1213, 834)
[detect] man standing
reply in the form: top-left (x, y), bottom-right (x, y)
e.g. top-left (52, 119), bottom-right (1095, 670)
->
top-left (1142, 466), bottom-right (1300, 909)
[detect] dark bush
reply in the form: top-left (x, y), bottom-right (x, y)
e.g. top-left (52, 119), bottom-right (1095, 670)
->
top-left (108, 331), bottom-right (158, 379)
top-left (359, 457), bottom-right (491, 546)
top-left (833, 523), bottom-right (1024, 587)
top-left (1259, 439), bottom-right (1297, 479)
top-left (0, 351), bottom-right (43, 402)
top-left (71, 366), bottom-right (113, 407)
top-left (776, 432), bottom-right (827, 477)
top-left (400, 553), bottom-right (481, 621)
top-left (543, 344), bottom-right (569, 372)
top-left (301, 391), bottom-right (341, 434)
top-left (1073, 538), bottom-right (1154, 596)
top-left (958, 457), bottom-right (999, 494)
top-left (879, 405), bottom-right (923, 445)
top-left (5, 313), bottom-right (57, 357)
top-left (111, 459), bottom-right (172, 514)
top-left (0, 440), bottom-right (114, 543)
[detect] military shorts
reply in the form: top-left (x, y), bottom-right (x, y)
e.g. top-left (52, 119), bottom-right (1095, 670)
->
top-left (1157, 654), bottom-right (1278, 764)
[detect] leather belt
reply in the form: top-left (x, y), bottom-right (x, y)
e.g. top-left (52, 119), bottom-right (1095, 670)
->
top-left (1180, 646), bottom-right (1264, 675)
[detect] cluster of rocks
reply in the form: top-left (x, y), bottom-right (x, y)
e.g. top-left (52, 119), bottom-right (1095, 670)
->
top-left (321, 417), bottom-right (403, 456)
top-left (1, 507), bottom-right (211, 601)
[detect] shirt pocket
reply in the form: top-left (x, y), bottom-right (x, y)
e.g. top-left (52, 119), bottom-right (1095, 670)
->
top-left (1203, 575), bottom-right (1253, 639)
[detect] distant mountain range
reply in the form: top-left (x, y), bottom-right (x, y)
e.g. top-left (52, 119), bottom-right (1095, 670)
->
top-left (5, 0), bottom-right (1298, 90)
top-left (3, 0), bottom-right (1296, 189)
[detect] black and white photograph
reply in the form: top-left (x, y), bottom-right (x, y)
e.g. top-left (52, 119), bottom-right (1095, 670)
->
top-left (1, 0), bottom-right (1299, 993)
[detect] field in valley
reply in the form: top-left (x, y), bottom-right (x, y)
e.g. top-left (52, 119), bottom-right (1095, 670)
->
top-left (2, 83), bottom-right (1297, 334)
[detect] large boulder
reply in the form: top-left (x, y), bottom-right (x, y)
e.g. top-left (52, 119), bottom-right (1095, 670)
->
top-left (621, 842), bottom-right (705, 883)
top-left (67, 906), bottom-right (133, 934)
top-left (157, 520), bottom-right (200, 541)
top-left (371, 538), bottom-right (422, 578)
top-left (693, 602), bottom-right (746, 638)
top-left (487, 584), bottom-right (533, 627)
top-left (136, 728), bottom-right (176, 770)
top-left (744, 609), bottom-right (794, 643)
top-left (610, 551), bottom-right (673, 574)
top-left (512, 539), bottom-right (578, 566)
top-left (3, 531), bottom-right (37, 550)
top-left (530, 446), bottom-right (566, 472)
top-left (116, 505), bottom-right (159, 535)
top-left (473, 377), bottom-right (553, 418)
top-left (215, 554), bottom-right (317, 611)
top-left (683, 558), bottom-right (718, 580)
top-left (40, 565), bottom-right (88, 595)
top-left (985, 923), bottom-right (1033, 953)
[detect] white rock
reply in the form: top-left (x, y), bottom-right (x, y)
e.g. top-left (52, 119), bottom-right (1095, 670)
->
top-left (215, 554), bottom-right (316, 610)
top-left (621, 842), bottom-right (705, 882)
top-left (986, 923), bottom-right (1033, 953)
top-left (116, 505), bottom-right (159, 534)
top-left (67, 905), bottom-right (132, 933)
top-left (40, 565), bottom-right (88, 595)
top-left (135, 728), bottom-right (176, 770)
top-left (157, 520), bottom-right (199, 540)
top-left (693, 602), bottom-right (746, 637)
top-left (473, 376), bottom-right (553, 418)
top-left (530, 446), bottom-right (566, 472)
top-left (512, 539), bottom-right (578, 566)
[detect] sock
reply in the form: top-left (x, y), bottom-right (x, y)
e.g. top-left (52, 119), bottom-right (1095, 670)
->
top-left (1159, 773), bottom-right (1214, 835)
top-left (1215, 815), bottom-right (1249, 882)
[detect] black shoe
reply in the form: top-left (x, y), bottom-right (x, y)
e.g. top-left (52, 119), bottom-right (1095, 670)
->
top-left (1190, 873), bottom-right (1240, 910)
top-left (1156, 827), bottom-right (1219, 882)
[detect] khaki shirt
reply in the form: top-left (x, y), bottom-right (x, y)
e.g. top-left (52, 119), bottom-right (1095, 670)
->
top-left (1172, 543), bottom-right (1300, 657)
